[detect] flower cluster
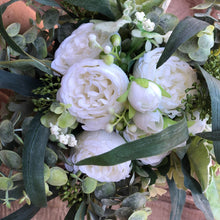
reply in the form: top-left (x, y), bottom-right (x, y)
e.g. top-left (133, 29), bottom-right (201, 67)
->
top-left (1, 0), bottom-right (219, 219)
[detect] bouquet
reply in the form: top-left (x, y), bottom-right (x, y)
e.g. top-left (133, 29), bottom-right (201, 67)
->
top-left (0, 0), bottom-right (220, 219)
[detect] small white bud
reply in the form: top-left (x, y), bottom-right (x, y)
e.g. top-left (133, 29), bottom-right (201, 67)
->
top-left (108, 107), bottom-right (115, 115)
top-left (128, 124), bottom-right (137, 133)
top-left (88, 34), bottom-right (96, 42)
top-left (104, 45), bottom-right (112, 54)
top-left (58, 134), bottom-right (69, 145)
top-left (105, 124), bottom-right (114, 133)
top-left (135, 12), bottom-right (145, 22)
top-left (67, 134), bottom-right (77, 147)
top-left (143, 19), bottom-right (155, 32)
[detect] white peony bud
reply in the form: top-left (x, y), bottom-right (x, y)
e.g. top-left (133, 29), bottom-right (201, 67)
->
top-left (73, 130), bottom-right (131, 182)
top-left (133, 110), bottom-right (164, 134)
top-left (128, 81), bottom-right (162, 113)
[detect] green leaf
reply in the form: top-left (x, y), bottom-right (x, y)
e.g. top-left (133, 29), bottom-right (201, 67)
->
top-left (0, 120), bottom-right (14, 143)
top-left (167, 177), bottom-right (186, 220)
top-left (0, 0), bottom-right (19, 14)
top-left (6, 23), bottom-right (20, 37)
top-left (197, 131), bottom-right (220, 141)
top-left (44, 147), bottom-right (58, 167)
top-left (23, 113), bottom-right (50, 207)
top-left (134, 78), bottom-right (149, 88)
top-left (0, 150), bottom-right (22, 169)
top-left (205, 172), bottom-right (220, 220)
top-left (128, 209), bottom-right (152, 220)
top-left (50, 102), bottom-right (65, 114)
top-left (157, 17), bottom-right (209, 68)
top-left (192, 2), bottom-right (213, 10)
top-left (64, 0), bottom-right (122, 20)
top-left (23, 26), bottom-right (38, 44)
top-left (94, 182), bottom-right (116, 200)
top-left (181, 155), bottom-right (214, 220)
top-left (117, 90), bottom-right (129, 102)
top-left (187, 137), bottom-right (211, 192)
top-left (64, 202), bottom-right (81, 220)
top-left (34, 0), bottom-right (61, 7)
top-left (57, 111), bottom-right (76, 128)
top-left (128, 104), bottom-right (136, 119)
top-left (138, 0), bottom-right (164, 14)
top-left (0, 177), bottom-right (13, 190)
top-left (82, 177), bottom-right (97, 194)
top-left (47, 167), bottom-right (68, 186)
top-left (34, 37), bottom-right (48, 59)
top-left (197, 66), bottom-right (220, 164)
top-left (77, 117), bottom-right (188, 166)
top-left (0, 204), bottom-right (40, 220)
top-left (40, 112), bottom-right (59, 128)
top-left (74, 201), bottom-right (87, 220)
top-left (9, 34), bottom-right (26, 56)
top-left (0, 69), bottom-right (42, 96)
top-left (43, 8), bottom-right (59, 30)
top-left (0, 59), bottom-right (53, 74)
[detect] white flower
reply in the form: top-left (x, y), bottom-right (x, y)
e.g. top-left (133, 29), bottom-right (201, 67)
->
top-left (57, 59), bottom-right (129, 131)
top-left (128, 81), bottom-right (161, 112)
top-left (140, 152), bottom-right (169, 166)
top-left (133, 47), bottom-right (198, 118)
top-left (72, 130), bottom-right (131, 182)
top-left (133, 110), bottom-right (164, 134)
top-left (143, 19), bottom-right (155, 32)
top-left (188, 111), bottom-right (208, 135)
top-left (50, 123), bottom-right (61, 139)
top-left (67, 134), bottom-right (77, 147)
top-left (51, 23), bottom-right (110, 75)
top-left (59, 134), bottom-right (69, 145)
top-left (135, 12), bottom-right (145, 22)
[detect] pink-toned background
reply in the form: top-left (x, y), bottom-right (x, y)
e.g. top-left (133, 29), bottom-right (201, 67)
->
top-left (0, 0), bottom-right (213, 219)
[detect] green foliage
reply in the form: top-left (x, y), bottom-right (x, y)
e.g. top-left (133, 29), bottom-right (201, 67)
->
top-left (47, 167), bottom-right (68, 186)
top-left (94, 182), bottom-right (116, 200)
top-left (128, 208), bottom-right (152, 220)
top-left (43, 8), bottom-right (60, 30)
top-left (82, 177), bottom-right (97, 194)
top-left (0, 150), bottom-right (22, 170)
top-left (6, 23), bottom-right (20, 37)
top-left (0, 120), bottom-right (14, 144)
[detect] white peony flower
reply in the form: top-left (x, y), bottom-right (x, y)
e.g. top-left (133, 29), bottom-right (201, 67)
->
top-left (133, 110), bottom-right (164, 134)
top-left (139, 152), bottom-right (169, 166)
top-left (133, 47), bottom-right (198, 118)
top-left (72, 130), bottom-right (131, 182)
top-left (51, 23), bottom-right (110, 75)
top-left (128, 81), bottom-right (161, 113)
top-left (57, 59), bottom-right (129, 131)
top-left (188, 111), bottom-right (208, 135)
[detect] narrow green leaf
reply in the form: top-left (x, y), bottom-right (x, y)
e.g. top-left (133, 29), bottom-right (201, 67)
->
top-left (0, 69), bottom-right (42, 97)
top-left (0, 0), bottom-right (19, 14)
top-left (74, 201), bottom-right (87, 220)
top-left (128, 104), bottom-right (136, 119)
top-left (181, 155), bottom-right (214, 220)
top-left (77, 117), bottom-right (188, 166)
top-left (167, 177), bottom-right (186, 220)
top-left (117, 90), bottom-right (129, 102)
top-left (1, 204), bottom-right (41, 220)
top-left (157, 17), bottom-right (209, 68)
top-left (197, 131), bottom-right (220, 141)
top-left (34, 0), bottom-right (61, 7)
top-left (197, 66), bottom-right (220, 164)
top-left (0, 59), bottom-right (53, 74)
top-left (64, 202), bottom-right (81, 220)
top-left (23, 113), bottom-right (50, 207)
top-left (64, 0), bottom-right (122, 20)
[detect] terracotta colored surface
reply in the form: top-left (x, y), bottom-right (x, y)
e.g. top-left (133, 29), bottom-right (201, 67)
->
top-left (0, 0), bottom-right (214, 219)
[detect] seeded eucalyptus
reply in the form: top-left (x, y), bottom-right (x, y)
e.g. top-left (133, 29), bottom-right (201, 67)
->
top-left (32, 74), bottom-right (61, 112)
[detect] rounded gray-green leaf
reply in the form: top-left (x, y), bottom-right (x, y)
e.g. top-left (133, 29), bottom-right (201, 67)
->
top-left (82, 177), bottom-right (97, 194)
top-left (10, 34), bottom-right (26, 56)
top-left (122, 192), bottom-right (147, 210)
top-left (6, 23), bottom-right (21, 37)
top-left (44, 147), bottom-right (58, 167)
top-left (21, 116), bottom-right (33, 137)
top-left (44, 164), bottom-right (50, 182)
top-left (0, 177), bottom-right (14, 190)
top-left (0, 120), bottom-right (14, 143)
top-left (43, 8), bottom-right (59, 30)
top-left (23, 26), bottom-right (38, 44)
top-left (34, 37), bottom-right (47, 59)
top-left (57, 111), bottom-right (76, 128)
top-left (0, 150), bottom-right (22, 169)
top-left (47, 167), bottom-right (68, 186)
top-left (128, 209), bottom-right (152, 220)
top-left (95, 182), bottom-right (116, 200)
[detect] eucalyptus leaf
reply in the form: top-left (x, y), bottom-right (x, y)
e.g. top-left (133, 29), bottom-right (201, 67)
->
top-left (0, 120), bottom-right (14, 143)
top-left (157, 17), bottom-right (209, 68)
top-left (0, 177), bottom-right (14, 190)
top-left (90, 200), bottom-right (105, 217)
top-left (128, 209), bottom-right (152, 220)
top-left (47, 167), bottom-right (68, 186)
top-left (23, 26), bottom-right (38, 44)
top-left (44, 164), bottom-right (50, 182)
top-left (167, 177), bottom-right (186, 220)
top-left (0, 150), bottom-right (22, 169)
top-left (34, 0), bottom-right (61, 7)
top-left (57, 111), bottom-right (76, 128)
top-left (43, 8), bottom-right (59, 30)
top-left (9, 34), bottom-right (26, 56)
top-left (82, 177), bottom-right (97, 194)
top-left (6, 23), bottom-right (20, 37)
top-left (23, 113), bottom-right (50, 207)
top-left (77, 117), bottom-right (188, 166)
top-left (0, 69), bottom-right (42, 97)
top-left (197, 66), bottom-right (220, 164)
top-left (95, 182), bottom-right (116, 200)
top-left (74, 201), bottom-right (87, 220)
top-left (44, 147), bottom-right (58, 167)
top-left (40, 112), bottom-right (59, 128)
top-left (34, 37), bottom-right (47, 59)
top-left (11, 173), bottom-right (23, 182)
